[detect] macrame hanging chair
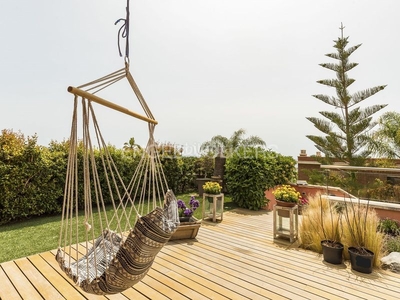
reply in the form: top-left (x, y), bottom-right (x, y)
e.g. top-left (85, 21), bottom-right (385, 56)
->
top-left (55, 2), bottom-right (179, 295)
top-left (55, 63), bottom-right (180, 295)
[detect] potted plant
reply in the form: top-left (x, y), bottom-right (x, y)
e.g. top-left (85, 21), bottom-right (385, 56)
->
top-left (272, 185), bottom-right (300, 207)
top-left (203, 181), bottom-right (222, 195)
top-left (177, 196), bottom-right (200, 222)
top-left (299, 194), bottom-right (344, 264)
top-left (170, 196), bottom-right (202, 241)
top-left (319, 197), bottom-right (344, 265)
top-left (342, 198), bottom-right (377, 273)
top-left (272, 185), bottom-right (300, 218)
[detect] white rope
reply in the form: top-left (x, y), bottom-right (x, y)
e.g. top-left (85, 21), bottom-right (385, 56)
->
top-left (58, 66), bottom-right (171, 286)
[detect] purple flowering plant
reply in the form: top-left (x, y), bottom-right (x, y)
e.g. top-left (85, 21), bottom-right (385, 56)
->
top-left (177, 195), bottom-right (200, 218)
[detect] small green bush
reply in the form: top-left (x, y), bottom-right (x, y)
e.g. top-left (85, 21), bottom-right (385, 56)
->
top-left (378, 218), bottom-right (400, 236)
top-left (380, 218), bottom-right (400, 254)
top-left (384, 235), bottom-right (400, 253)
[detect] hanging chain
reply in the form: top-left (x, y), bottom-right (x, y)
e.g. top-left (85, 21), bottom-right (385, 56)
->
top-left (115, 0), bottom-right (130, 63)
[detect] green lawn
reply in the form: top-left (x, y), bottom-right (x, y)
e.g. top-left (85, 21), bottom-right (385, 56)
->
top-left (0, 192), bottom-right (235, 263)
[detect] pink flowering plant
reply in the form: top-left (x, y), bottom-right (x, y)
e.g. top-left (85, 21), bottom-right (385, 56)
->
top-left (177, 196), bottom-right (200, 218)
top-left (299, 193), bottom-right (309, 205)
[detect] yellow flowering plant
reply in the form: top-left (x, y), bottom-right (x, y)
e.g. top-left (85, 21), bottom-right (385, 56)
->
top-left (203, 181), bottom-right (222, 194)
top-left (272, 185), bottom-right (300, 203)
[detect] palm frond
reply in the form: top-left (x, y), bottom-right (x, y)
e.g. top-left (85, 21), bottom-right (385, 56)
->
top-left (243, 136), bottom-right (266, 147)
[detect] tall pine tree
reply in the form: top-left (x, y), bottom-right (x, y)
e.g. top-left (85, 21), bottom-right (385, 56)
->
top-left (307, 24), bottom-right (387, 165)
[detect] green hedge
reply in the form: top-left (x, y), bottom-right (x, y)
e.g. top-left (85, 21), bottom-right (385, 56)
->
top-left (0, 131), bottom-right (64, 224)
top-left (1, 130), bottom-right (299, 223)
top-left (0, 130), bottom-right (202, 225)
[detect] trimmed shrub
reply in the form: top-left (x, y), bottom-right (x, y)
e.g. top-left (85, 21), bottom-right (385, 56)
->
top-left (225, 147), bottom-right (297, 210)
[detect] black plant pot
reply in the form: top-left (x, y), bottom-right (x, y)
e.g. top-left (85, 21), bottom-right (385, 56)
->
top-left (321, 240), bottom-right (344, 265)
top-left (179, 217), bottom-right (191, 223)
top-left (348, 247), bottom-right (375, 274)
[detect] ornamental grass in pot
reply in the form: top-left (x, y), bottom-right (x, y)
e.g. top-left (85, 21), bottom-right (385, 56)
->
top-left (341, 197), bottom-right (384, 273)
top-left (319, 196), bottom-right (344, 264)
top-left (299, 194), bottom-right (344, 264)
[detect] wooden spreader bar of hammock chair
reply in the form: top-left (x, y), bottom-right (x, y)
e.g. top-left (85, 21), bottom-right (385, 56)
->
top-left (67, 86), bottom-right (158, 125)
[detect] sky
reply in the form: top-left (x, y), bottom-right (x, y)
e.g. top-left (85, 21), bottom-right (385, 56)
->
top-left (1, 0), bottom-right (399, 160)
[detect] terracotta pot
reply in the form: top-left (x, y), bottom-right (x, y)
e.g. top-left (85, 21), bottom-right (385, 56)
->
top-left (275, 200), bottom-right (297, 207)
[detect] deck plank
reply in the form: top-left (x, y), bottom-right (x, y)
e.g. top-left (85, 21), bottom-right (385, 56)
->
top-left (139, 273), bottom-right (190, 299)
top-left (162, 241), bottom-right (313, 299)
top-left (176, 239), bottom-right (353, 299)
top-left (0, 260), bottom-right (43, 300)
top-left (212, 212), bottom-right (400, 299)
top-left (119, 286), bottom-right (149, 300)
top-left (195, 227), bottom-right (375, 299)
top-left (162, 242), bottom-right (303, 300)
top-left (14, 258), bottom-right (64, 300)
top-left (1, 209), bottom-right (400, 300)
top-left (214, 211), bottom-right (400, 299)
top-left (28, 254), bottom-right (86, 299)
top-left (0, 265), bottom-right (22, 300)
top-left (130, 281), bottom-right (168, 300)
top-left (152, 257), bottom-right (232, 300)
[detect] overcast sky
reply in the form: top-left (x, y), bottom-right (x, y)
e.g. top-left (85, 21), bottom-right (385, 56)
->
top-left (1, 0), bottom-right (398, 159)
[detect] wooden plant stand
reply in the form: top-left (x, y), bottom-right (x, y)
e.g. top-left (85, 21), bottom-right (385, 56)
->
top-left (273, 205), bottom-right (298, 243)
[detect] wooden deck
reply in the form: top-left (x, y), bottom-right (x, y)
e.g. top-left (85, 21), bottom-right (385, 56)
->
top-left (1, 209), bottom-right (400, 300)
